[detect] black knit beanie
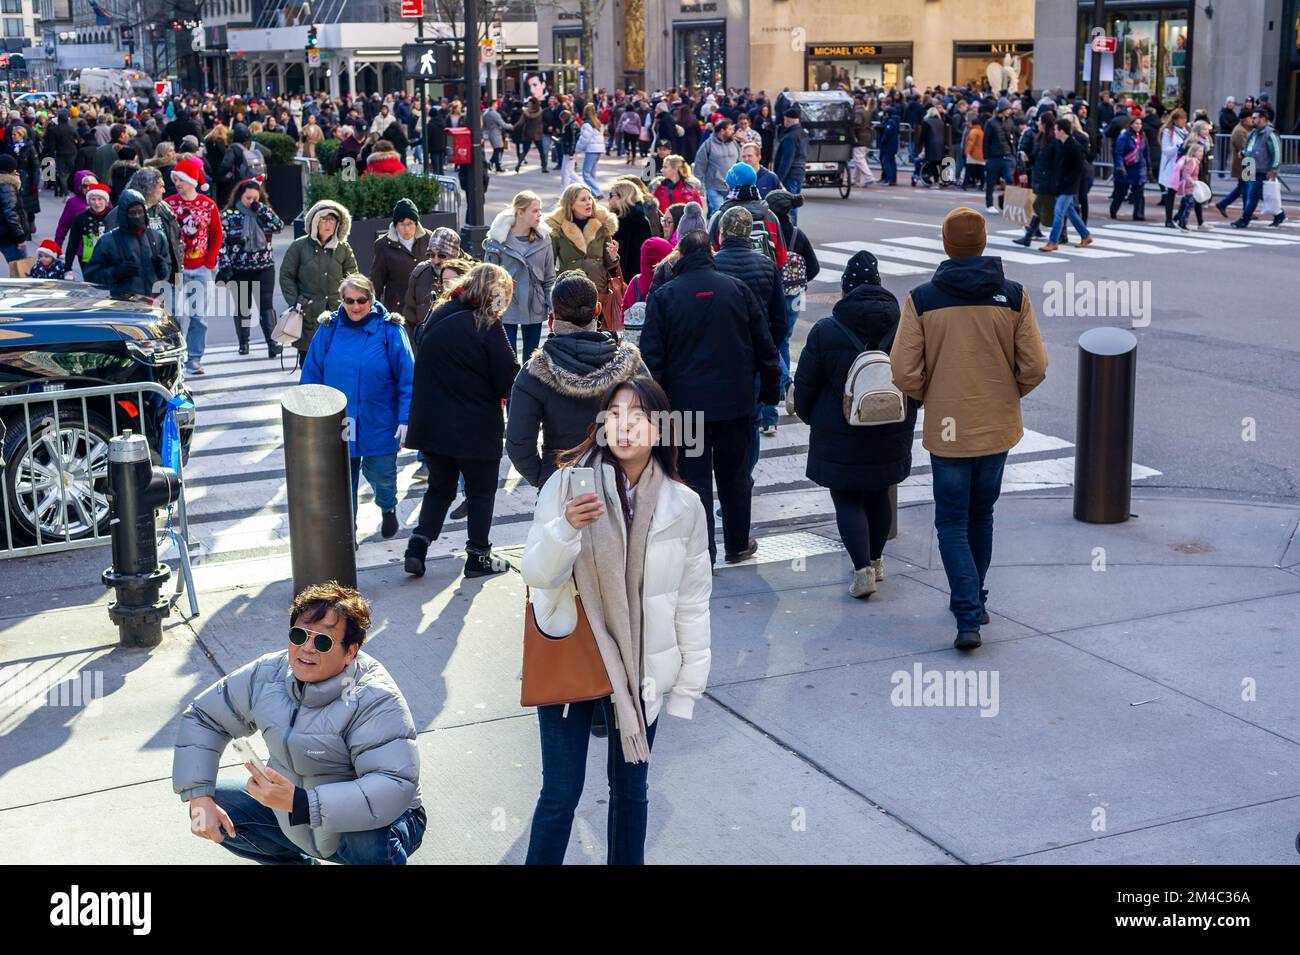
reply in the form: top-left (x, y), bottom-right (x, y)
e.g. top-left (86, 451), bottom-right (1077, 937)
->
top-left (841, 250), bottom-right (881, 294)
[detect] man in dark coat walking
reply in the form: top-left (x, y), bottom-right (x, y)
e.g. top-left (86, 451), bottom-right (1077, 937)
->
top-left (640, 230), bottom-right (780, 565)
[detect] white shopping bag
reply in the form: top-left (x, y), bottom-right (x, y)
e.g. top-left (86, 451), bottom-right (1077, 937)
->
top-left (1261, 180), bottom-right (1283, 216)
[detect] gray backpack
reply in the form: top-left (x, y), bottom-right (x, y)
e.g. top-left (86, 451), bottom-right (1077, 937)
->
top-left (829, 318), bottom-right (905, 426)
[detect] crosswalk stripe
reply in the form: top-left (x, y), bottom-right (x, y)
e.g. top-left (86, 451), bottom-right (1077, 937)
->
top-left (983, 234), bottom-right (1129, 259)
top-left (1103, 222), bottom-right (1300, 246)
top-left (813, 248), bottom-right (930, 275)
top-left (881, 235), bottom-right (1071, 264)
top-left (995, 228), bottom-right (1181, 255)
top-left (1083, 225), bottom-right (1250, 250)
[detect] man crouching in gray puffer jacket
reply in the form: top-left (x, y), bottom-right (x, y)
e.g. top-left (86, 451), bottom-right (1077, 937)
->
top-left (173, 582), bottom-right (424, 864)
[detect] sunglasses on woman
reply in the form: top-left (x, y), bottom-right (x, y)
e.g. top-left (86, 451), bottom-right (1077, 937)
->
top-left (289, 625), bottom-right (338, 653)
top-left (343, 295), bottom-right (370, 305)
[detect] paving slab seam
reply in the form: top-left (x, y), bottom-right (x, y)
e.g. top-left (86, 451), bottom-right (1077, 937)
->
top-left (1274, 512), bottom-right (1300, 567)
top-left (1043, 632), bottom-right (1300, 750)
top-left (1043, 585), bottom-right (1300, 639)
top-left (985, 791), bottom-right (1300, 865)
top-left (701, 690), bottom-right (967, 864)
top-left (706, 631), bottom-right (1045, 691)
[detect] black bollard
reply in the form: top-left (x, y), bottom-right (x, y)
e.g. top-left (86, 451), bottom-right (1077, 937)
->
top-left (1074, 327), bottom-right (1138, 523)
top-left (102, 431), bottom-right (180, 647)
top-left (282, 384), bottom-right (357, 595)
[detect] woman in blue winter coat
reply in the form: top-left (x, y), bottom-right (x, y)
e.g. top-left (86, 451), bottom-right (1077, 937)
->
top-left (1108, 116), bottom-right (1148, 221)
top-left (300, 273), bottom-right (415, 541)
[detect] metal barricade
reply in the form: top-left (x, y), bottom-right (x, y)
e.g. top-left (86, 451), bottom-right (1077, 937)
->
top-left (1280, 134), bottom-right (1299, 192)
top-left (433, 173), bottom-right (465, 228)
top-left (0, 382), bottom-right (199, 616)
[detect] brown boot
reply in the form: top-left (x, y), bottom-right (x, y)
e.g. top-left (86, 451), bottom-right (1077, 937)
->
top-left (1040, 242), bottom-right (1059, 252)
top-left (1076, 236), bottom-right (1094, 248)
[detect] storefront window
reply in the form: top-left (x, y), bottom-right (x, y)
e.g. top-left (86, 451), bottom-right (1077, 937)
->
top-left (1077, 6), bottom-right (1189, 109)
top-left (552, 29), bottom-right (581, 95)
top-left (804, 44), bottom-right (913, 92)
top-left (674, 21), bottom-right (725, 89)
top-left (953, 43), bottom-right (1033, 94)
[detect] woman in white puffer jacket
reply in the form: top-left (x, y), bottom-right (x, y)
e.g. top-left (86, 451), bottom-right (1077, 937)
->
top-left (521, 375), bottom-right (711, 865)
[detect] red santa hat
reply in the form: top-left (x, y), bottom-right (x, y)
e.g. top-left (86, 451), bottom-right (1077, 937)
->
top-left (171, 156), bottom-right (209, 191)
top-left (85, 182), bottom-right (110, 198)
top-left (38, 239), bottom-right (62, 258)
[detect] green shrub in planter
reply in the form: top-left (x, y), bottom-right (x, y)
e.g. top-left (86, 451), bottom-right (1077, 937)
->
top-left (252, 132), bottom-right (299, 165)
top-left (306, 173), bottom-right (439, 218)
top-left (315, 138), bottom-right (340, 172)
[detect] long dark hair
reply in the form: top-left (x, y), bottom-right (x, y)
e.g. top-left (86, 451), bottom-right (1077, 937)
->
top-left (556, 377), bottom-right (684, 525)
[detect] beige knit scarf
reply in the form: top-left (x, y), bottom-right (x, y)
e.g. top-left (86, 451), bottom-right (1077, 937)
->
top-left (571, 454), bottom-right (662, 763)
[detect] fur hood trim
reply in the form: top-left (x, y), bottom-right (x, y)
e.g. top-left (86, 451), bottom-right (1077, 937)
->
top-left (526, 336), bottom-right (642, 399)
top-left (543, 205), bottom-right (617, 255)
top-left (304, 198), bottom-right (352, 245)
top-left (487, 207), bottom-right (552, 245)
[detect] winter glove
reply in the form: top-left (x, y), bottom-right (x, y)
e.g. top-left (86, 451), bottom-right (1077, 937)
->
top-left (394, 424), bottom-right (408, 446)
top-left (114, 259), bottom-right (140, 281)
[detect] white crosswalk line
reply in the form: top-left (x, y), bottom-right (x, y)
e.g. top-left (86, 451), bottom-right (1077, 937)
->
top-left (881, 235), bottom-right (1070, 264)
top-left (1103, 222), bottom-right (1300, 246)
top-left (983, 234), bottom-right (1129, 258)
top-left (996, 228), bottom-right (1181, 255)
top-left (173, 335), bottom-right (1161, 568)
top-left (1083, 225), bottom-right (1250, 250)
top-left (813, 248), bottom-right (930, 275)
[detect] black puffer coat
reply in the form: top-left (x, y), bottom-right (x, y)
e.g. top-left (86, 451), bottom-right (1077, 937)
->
top-left (793, 283), bottom-right (917, 491)
top-left (713, 235), bottom-right (785, 347)
top-left (505, 325), bottom-right (646, 487)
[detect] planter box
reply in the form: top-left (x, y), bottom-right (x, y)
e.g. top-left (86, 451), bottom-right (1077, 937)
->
top-left (264, 164), bottom-right (305, 224)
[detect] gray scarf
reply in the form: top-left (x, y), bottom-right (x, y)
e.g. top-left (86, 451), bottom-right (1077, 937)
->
top-left (571, 455), bottom-right (663, 763)
top-left (241, 203), bottom-right (268, 254)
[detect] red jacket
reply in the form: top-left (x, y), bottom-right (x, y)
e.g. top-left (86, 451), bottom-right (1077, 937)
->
top-left (654, 177), bottom-right (704, 213)
top-left (362, 151), bottom-right (407, 177)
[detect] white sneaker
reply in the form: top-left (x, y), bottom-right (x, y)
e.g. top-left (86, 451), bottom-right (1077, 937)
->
top-left (985, 205), bottom-right (999, 213)
top-left (1197, 223), bottom-right (1214, 231)
top-left (872, 557), bottom-right (885, 582)
top-left (849, 567), bottom-right (877, 599)
top-left (760, 425), bottom-right (777, 437)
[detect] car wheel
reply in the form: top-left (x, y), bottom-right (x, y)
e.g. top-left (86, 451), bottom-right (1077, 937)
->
top-left (2, 408), bottom-right (113, 544)
top-left (839, 165), bottom-right (852, 199)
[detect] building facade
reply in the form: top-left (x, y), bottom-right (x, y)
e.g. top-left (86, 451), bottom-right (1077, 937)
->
top-left (1035, 0), bottom-right (1298, 130)
top-left (537, 0), bottom-right (1036, 93)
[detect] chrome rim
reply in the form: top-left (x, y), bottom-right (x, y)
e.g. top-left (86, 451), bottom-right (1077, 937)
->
top-left (12, 424), bottom-right (110, 538)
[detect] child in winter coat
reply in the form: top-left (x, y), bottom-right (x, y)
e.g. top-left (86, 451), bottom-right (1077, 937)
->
top-left (1173, 142), bottom-right (1204, 231)
top-left (30, 239), bottom-right (64, 279)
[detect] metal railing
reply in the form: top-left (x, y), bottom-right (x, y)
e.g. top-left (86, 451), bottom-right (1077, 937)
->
top-left (433, 174), bottom-right (465, 228)
top-left (0, 382), bottom-right (198, 617)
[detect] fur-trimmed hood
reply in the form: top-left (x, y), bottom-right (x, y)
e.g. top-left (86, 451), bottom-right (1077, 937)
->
top-left (304, 199), bottom-right (352, 246)
top-left (367, 147), bottom-right (402, 165)
top-left (486, 207), bottom-right (552, 246)
top-left (543, 204), bottom-right (618, 256)
top-left (0, 171), bottom-right (20, 190)
top-left (526, 329), bottom-right (642, 399)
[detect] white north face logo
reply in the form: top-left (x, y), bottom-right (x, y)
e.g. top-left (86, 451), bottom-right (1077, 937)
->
top-left (993, 294), bottom-right (1007, 303)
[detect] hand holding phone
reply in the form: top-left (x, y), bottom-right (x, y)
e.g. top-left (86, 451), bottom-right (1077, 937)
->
top-left (231, 738), bottom-right (270, 782)
top-left (565, 467), bottom-right (603, 529)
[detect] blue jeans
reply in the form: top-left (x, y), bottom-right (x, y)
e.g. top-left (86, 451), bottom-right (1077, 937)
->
top-left (0, 242), bottom-right (23, 263)
top-left (504, 322), bottom-right (543, 366)
top-left (984, 157), bottom-right (1014, 208)
top-left (582, 151), bottom-right (602, 195)
top-left (210, 780), bottom-right (426, 865)
top-left (1217, 177), bottom-right (1247, 211)
top-left (760, 294), bottom-right (799, 428)
top-left (930, 451), bottom-right (1008, 631)
top-left (526, 697), bottom-right (658, 865)
top-left (705, 187), bottom-right (727, 216)
top-left (880, 150), bottom-right (897, 184)
top-left (1048, 193), bottom-right (1089, 244)
top-left (781, 176), bottom-right (804, 223)
top-left (350, 453), bottom-right (398, 518)
top-left (181, 266), bottom-right (214, 370)
top-left (1239, 178), bottom-right (1266, 224)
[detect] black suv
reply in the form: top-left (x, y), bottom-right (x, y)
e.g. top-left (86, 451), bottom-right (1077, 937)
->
top-left (0, 280), bottom-right (195, 544)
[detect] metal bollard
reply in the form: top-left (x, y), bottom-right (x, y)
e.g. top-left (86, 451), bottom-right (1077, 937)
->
top-left (102, 431), bottom-right (180, 647)
top-left (282, 384), bottom-right (357, 595)
top-left (1073, 327), bottom-right (1138, 523)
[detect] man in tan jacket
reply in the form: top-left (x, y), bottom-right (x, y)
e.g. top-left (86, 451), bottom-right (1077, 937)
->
top-left (890, 207), bottom-right (1048, 649)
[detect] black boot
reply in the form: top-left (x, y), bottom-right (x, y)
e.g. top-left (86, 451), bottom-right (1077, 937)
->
top-left (464, 544), bottom-right (510, 578)
top-left (381, 510), bottom-right (399, 539)
top-left (1012, 217), bottom-right (1038, 246)
top-left (238, 339), bottom-right (250, 355)
top-left (404, 534), bottom-right (430, 577)
top-left (268, 342), bottom-right (283, 358)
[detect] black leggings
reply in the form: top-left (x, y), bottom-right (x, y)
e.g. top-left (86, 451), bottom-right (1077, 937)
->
top-left (829, 487), bottom-right (893, 569)
top-left (232, 266), bottom-right (275, 346)
top-left (414, 452), bottom-right (499, 551)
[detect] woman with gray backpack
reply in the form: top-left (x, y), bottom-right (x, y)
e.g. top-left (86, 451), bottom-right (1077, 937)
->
top-left (791, 251), bottom-right (916, 599)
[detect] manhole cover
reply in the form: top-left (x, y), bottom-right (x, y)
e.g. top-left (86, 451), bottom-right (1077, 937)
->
top-left (1169, 541), bottom-right (1214, 555)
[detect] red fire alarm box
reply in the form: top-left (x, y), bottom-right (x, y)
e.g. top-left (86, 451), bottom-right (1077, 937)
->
top-left (448, 127), bottom-right (471, 165)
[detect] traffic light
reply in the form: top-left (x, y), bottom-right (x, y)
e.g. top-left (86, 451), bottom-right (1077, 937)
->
top-left (307, 25), bottom-right (318, 49)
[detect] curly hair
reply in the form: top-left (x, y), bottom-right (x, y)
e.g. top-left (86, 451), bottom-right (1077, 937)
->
top-left (290, 580), bottom-right (372, 651)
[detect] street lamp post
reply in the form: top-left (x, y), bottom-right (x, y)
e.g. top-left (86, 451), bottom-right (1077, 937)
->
top-left (462, 0), bottom-right (487, 252)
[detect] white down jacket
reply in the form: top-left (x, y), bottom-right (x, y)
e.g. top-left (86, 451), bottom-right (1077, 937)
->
top-left (522, 463), bottom-right (712, 724)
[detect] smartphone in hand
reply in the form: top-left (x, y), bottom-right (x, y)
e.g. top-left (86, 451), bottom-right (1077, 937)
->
top-left (569, 467), bottom-right (595, 499)
top-left (231, 738), bottom-right (270, 781)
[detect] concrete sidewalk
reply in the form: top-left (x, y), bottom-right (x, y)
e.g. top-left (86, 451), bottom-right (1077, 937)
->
top-left (1, 490), bottom-right (1298, 864)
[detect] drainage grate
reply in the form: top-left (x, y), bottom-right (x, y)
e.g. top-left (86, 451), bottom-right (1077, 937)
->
top-left (723, 530), bottom-right (844, 568)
